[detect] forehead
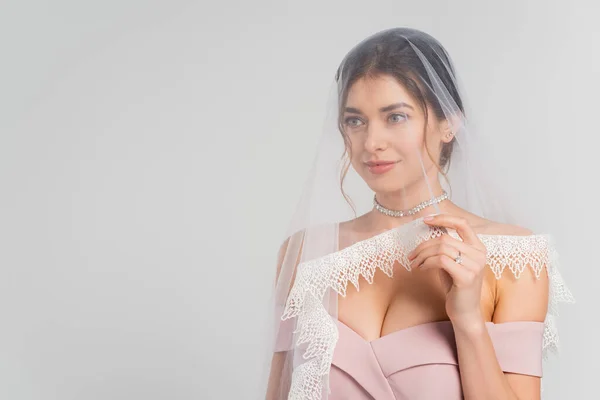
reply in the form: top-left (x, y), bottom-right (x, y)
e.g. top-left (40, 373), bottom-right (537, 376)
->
top-left (345, 74), bottom-right (415, 109)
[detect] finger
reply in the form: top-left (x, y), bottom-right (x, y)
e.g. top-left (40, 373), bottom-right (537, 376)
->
top-left (414, 246), bottom-right (480, 273)
top-left (420, 255), bottom-right (478, 286)
top-left (419, 251), bottom-right (482, 276)
top-left (410, 240), bottom-right (460, 269)
top-left (408, 232), bottom-right (475, 263)
top-left (420, 254), bottom-right (467, 278)
top-left (422, 214), bottom-right (482, 248)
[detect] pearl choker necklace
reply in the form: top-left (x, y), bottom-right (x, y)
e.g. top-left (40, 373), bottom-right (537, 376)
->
top-left (373, 191), bottom-right (449, 217)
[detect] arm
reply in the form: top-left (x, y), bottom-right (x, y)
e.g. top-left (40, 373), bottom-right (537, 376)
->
top-left (265, 232), bottom-right (304, 399)
top-left (412, 215), bottom-right (549, 400)
top-left (266, 352), bottom-right (289, 400)
top-left (454, 260), bottom-right (549, 400)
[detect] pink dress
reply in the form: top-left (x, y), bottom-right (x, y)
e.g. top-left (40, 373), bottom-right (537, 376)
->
top-left (272, 224), bottom-right (572, 399)
top-left (274, 317), bottom-right (543, 399)
top-left (328, 319), bottom-right (543, 400)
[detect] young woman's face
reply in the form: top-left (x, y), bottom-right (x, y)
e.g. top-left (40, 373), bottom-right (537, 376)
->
top-left (342, 74), bottom-right (448, 195)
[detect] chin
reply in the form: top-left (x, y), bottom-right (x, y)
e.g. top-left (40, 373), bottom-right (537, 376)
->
top-left (363, 177), bottom-right (406, 194)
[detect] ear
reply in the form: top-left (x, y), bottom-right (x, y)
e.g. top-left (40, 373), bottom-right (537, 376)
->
top-left (440, 115), bottom-right (462, 144)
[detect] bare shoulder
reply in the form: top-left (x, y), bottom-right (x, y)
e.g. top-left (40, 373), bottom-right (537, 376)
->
top-left (275, 228), bottom-right (307, 281)
top-left (476, 221), bottom-right (534, 236)
top-left (337, 212), bottom-right (381, 248)
top-left (443, 205), bottom-right (534, 237)
top-left (477, 221), bottom-right (550, 324)
top-left (459, 212), bottom-right (534, 237)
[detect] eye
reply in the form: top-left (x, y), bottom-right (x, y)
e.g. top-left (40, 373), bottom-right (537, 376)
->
top-left (343, 117), bottom-right (364, 128)
top-left (389, 113), bottom-right (408, 123)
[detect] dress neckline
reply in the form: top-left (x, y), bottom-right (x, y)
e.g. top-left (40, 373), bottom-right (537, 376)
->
top-left (336, 318), bottom-right (545, 344)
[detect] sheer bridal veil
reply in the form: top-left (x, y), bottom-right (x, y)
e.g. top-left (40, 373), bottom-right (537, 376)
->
top-left (256, 27), bottom-right (574, 400)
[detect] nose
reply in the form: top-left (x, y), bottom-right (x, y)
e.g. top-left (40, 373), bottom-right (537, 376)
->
top-left (364, 122), bottom-right (388, 153)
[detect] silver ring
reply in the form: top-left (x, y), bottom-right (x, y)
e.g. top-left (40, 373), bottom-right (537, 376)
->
top-left (454, 251), bottom-right (463, 265)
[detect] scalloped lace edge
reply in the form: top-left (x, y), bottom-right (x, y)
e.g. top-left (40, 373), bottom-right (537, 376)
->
top-left (280, 220), bottom-right (575, 400)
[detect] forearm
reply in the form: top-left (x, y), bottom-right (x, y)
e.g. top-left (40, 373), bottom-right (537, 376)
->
top-left (453, 319), bottom-right (520, 400)
top-left (265, 352), bottom-right (287, 400)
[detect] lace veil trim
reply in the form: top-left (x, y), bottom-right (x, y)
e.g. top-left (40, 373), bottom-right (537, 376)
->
top-left (280, 218), bottom-right (575, 400)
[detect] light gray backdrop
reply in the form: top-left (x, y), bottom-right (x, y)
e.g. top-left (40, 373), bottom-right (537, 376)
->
top-left (1, 0), bottom-right (596, 399)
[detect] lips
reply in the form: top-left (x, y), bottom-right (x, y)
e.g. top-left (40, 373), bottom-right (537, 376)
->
top-left (365, 160), bottom-right (397, 167)
top-left (365, 160), bottom-right (398, 175)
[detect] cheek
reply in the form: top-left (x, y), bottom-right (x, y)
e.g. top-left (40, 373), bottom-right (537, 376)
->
top-left (349, 149), bottom-right (361, 170)
top-left (348, 144), bottom-right (367, 175)
top-left (346, 137), bottom-right (361, 157)
top-left (389, 127), bottom-right (426, 155)
top-left (423, 130), bottom-right (444, 162)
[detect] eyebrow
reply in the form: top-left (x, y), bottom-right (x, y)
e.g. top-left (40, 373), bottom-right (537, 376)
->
top-left (344, 102), bottom-right (414, 114)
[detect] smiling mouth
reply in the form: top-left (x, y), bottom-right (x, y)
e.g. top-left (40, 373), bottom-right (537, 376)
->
top-left (365, 160), bottom-right (399, 166)
top-left (365, 160), bottom-right (399, 174)
top-left (365, 160), bottom-right (399, 167)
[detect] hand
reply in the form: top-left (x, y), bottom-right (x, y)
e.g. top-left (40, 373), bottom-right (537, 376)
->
top-left (407, 213), bottom-right (488, 329)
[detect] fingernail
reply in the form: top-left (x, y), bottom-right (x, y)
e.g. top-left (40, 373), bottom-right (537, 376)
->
top-left (423, 216), bottom-right (434, 221)
top-left (424, 213), bottom-right (441, 219)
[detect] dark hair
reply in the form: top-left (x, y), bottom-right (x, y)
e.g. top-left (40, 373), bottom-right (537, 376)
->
top-left (334, 28), bottom-right (464, 211)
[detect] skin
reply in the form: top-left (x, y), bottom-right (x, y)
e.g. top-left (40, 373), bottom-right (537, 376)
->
top-left (337, 74), bottom-right (550, 399)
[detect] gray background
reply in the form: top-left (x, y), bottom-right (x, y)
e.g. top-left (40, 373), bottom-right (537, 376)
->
top-left (1, 0), bottom-right (596, 399)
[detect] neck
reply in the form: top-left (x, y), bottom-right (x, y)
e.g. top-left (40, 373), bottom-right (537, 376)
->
top-left (368, 178), bottom-right (450, 230)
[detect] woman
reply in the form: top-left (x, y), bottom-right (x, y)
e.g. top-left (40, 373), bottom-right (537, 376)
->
top-left (260, 27), bottom-right (574, 400)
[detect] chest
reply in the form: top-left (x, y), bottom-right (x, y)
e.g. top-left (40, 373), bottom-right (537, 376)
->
top-left (336, 260), bottom-right (496, 341)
